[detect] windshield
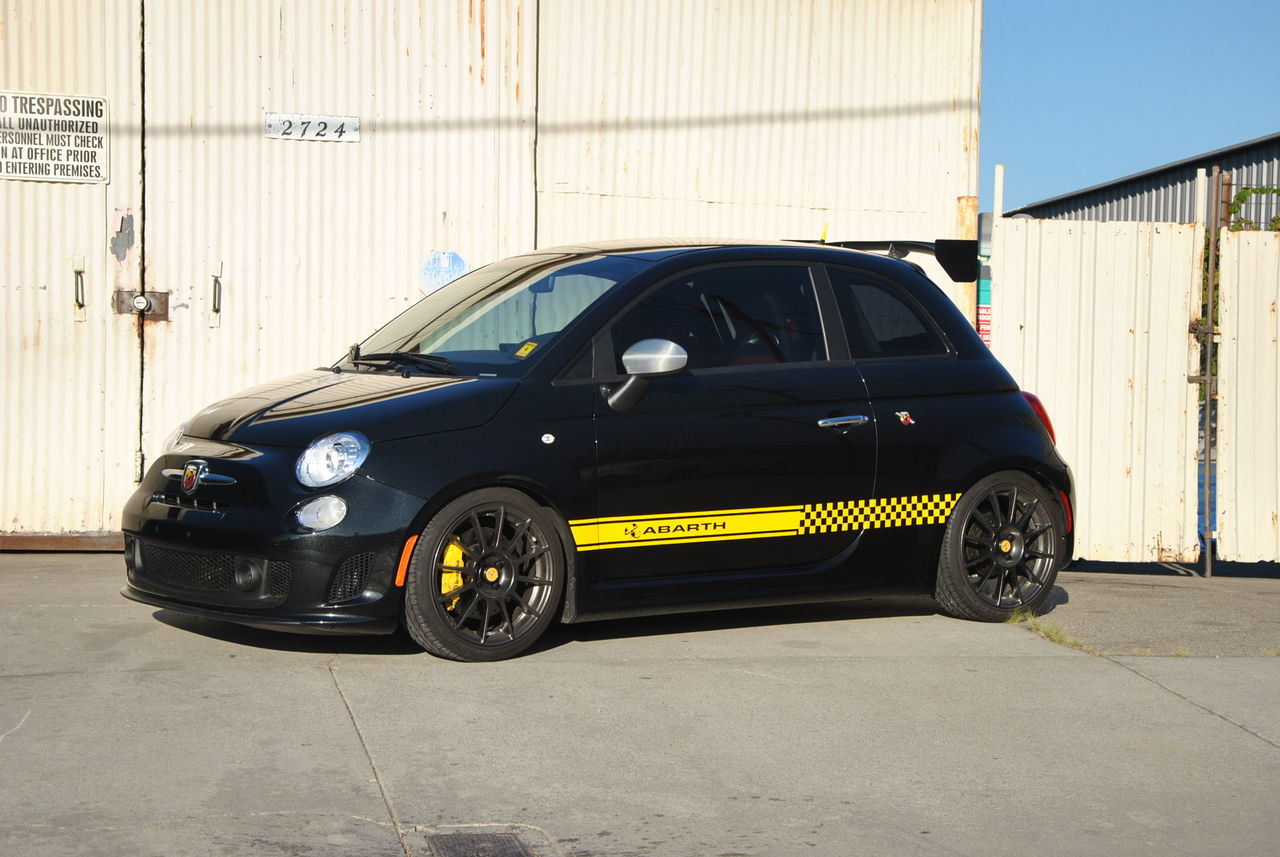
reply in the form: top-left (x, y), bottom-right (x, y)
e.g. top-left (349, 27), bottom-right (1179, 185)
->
top-left (349, 253), bottom-right (647, 377)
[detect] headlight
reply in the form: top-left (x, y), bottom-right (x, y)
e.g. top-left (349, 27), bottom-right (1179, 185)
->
top-left (296, 431), bottom-right (370, 488)
top-left (162, 423), bottom-right (187, 453)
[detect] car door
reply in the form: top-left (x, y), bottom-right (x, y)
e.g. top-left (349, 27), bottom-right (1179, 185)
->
top-left (822, 263), bottom-right (1004, 578)
top-left (573, 262), bottom-right (877, 607)
top-left (826, 263), bottom-right (994, 495)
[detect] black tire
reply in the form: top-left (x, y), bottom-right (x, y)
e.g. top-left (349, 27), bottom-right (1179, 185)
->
top-left (935, 471), bottom-right (1065, 622)
top-left (404, 488), bottom-right (565, 661)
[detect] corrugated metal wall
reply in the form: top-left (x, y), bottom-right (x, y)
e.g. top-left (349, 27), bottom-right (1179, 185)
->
top-left (140, 0), bottom-right (537, 459)
top-left (0, 0), bottom-right (142, 537)
top-left (990, 219), bottom-right (1203, 562)
top-left (1217, 229), bottom-right (1280, 561)
top-left (3, 0), bottom-right (982, 539)
top-left (537, 0), bottom-right (982, 245)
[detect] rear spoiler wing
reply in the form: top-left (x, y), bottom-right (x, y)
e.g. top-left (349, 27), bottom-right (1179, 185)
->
top-left (790, 239), bottom-right (979, 284)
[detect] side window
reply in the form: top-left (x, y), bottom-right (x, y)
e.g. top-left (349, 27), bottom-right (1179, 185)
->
top-left (609, 265), bottom-right (827, 371)
top-left (829, 269), bottom-right (948, 358)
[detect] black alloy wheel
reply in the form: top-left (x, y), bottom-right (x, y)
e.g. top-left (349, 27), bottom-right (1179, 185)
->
top-left (404, 488), bottom-right (564, 661)
top-left (935, 471), bottom-right (1063, 622)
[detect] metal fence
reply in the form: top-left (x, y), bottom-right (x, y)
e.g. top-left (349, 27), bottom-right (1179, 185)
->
top-left (990, 219), bottom-right (1203, 562)
top-left (1217, 229), bottom-right (1280, 561)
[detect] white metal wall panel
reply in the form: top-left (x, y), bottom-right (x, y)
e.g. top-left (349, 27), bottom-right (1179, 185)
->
top-left (6, 0), bottom-right (985, 538)
top-left (536, 0), bottom-right (982, 246)
top-left (990, 219), bottom-right (1202, 562)
top-left (0, 0), bottom-right (142, 536)
top-left (140, 0), bottom-right (536, 460)
top-left (1217, 230), bottom-right (1280, 561)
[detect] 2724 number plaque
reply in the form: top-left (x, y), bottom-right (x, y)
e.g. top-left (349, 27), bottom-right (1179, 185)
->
top-left (265, 113), bottom-right (360, 142)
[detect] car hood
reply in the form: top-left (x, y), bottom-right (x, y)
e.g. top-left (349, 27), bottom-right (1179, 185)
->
top-left (184, 370), bottom-right (519, 446)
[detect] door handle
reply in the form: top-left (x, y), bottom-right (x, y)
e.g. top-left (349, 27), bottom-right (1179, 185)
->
top-left (72, 254), bottom-right (86, 310)
top-left (818, 415), bottom-right (870, 430)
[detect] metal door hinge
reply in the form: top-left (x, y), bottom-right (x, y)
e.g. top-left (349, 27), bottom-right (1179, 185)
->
top-left (114, 290), bottom-right (170, 321)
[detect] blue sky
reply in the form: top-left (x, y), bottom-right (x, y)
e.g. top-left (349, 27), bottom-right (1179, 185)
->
top-left (980, 0), bottom-right (1280, 212)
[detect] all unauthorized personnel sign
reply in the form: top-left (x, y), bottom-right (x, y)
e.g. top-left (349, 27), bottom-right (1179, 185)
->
top-left (0, 91), bottom-right (110, 184)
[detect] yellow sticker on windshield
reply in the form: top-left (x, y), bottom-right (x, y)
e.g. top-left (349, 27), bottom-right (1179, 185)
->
top-left (515, 341), bottom-right (539, 358)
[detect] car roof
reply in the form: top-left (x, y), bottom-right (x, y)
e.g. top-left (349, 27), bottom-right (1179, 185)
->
top-left (530, 238), bottom-right (915, 274)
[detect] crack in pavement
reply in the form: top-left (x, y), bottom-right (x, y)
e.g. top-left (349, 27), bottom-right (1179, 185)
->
top-left (1107, 657), bottom-right (1280, 749)
top-left (329, 663), bottom-right (412, 857)
top-left (0, 709), bottom-right (31, 744)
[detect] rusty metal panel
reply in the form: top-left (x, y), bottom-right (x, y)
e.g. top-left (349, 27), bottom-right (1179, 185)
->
top-left (535, 0), bottom-right (982, 251)
top-left (139, 0), bottom-right (536, 459)
top-left (1217, 230), bottom-right (1280, 561)
top-left (0, 0), bottom-right (142, 535)
top-left (990, 219), bottom-right (1202, 562)
top-left (7, 0), bottom-right (983, 538)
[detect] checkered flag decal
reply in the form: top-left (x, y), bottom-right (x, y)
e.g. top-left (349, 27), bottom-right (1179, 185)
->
top-left (798, 494), bottom-right (960, 534)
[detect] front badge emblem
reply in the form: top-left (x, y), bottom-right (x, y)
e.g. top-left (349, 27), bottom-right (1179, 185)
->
top-left (181, 460), bottom-right (208, 495)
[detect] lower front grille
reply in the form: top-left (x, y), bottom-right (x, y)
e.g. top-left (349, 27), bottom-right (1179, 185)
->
top-left (327, 552), bottom-right (375, 602)
top-left (138, 544), bottom-right (291, 603)
top-left (265, 560), bottom-right (293, 599)
top-left (141, 545), bottom-right (235, 591)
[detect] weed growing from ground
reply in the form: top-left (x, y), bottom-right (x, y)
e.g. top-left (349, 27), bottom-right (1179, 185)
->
top-left (1007, 609), bottom-right (1087, 652)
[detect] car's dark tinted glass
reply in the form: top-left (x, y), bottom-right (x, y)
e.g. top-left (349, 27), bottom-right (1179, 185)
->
top-left (610, 264), bottom-right (826, 371)
top-left (828, 268), bottom-right (947, 357)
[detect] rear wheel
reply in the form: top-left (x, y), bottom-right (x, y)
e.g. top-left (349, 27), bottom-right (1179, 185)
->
top-left (404, 488), bottom-right (564, 661)
top-left (935, 471), bottom-right (1064, 621)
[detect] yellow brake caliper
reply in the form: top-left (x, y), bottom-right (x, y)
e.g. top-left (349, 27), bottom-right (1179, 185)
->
top-left (441, 540), bottom-right (465, 611)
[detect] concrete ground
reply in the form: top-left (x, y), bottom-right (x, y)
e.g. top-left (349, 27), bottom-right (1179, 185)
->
top-left (1, 552), bottom-right (1277, 857)
top-left (1036, 569), bottom-right (1280, 657)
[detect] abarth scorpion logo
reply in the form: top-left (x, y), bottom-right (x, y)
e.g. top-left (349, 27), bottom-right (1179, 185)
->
top-left (895, 411), bottom-right (916, 426)
top-left (181, 460), bottom-right (208, 495)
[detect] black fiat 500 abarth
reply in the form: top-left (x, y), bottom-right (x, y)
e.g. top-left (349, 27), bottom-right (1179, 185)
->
top-left (123, 239), bottom-right (1074, 661)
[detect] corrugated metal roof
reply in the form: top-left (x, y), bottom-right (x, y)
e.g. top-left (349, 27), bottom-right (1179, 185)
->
top-left (1007, 132), bottom-right (1280, 225)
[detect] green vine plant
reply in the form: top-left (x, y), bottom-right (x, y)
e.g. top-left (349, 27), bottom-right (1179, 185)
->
top-left (1228, 186), bottom-right (1280, 231)
top-left (1195, 187), bottom-right (1280, 403)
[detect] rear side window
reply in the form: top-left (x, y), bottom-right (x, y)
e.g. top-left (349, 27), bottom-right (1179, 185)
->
top-left (828, 269), bottom-right (947, 358)
top-left (609, 264), bottom-right (827, 371)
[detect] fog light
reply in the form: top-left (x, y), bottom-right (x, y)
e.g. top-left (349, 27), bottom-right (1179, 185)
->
top-left (234, 559), bottom-right (263, 592)
top-left (296, 495), bottom-right (348, 532)
top-left (124, 537), bottom-right (140, 571)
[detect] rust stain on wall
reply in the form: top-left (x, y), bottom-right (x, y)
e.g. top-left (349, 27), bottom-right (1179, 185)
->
top-left (514, 1), bottom-right (522, 103)
top-left (479, 0), bottom-right (487, 85)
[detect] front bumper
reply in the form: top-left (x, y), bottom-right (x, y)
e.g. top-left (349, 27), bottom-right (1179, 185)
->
top-left (121, 440), bottom-right (426, 635)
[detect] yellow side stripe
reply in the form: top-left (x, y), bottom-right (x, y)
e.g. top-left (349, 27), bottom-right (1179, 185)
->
top-left (570, 494), bottom-right (960, 552)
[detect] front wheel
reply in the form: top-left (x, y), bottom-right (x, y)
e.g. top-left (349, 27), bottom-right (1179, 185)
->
top-left (935, 471), bottom-right (1065, 622)
top-left (404, 488), bottom-right (565, 661)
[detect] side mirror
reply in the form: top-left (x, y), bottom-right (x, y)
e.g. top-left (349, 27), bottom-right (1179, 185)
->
top-left (607, 339), bottom-right (688, 411)
top-left (621, 338), bottom-right (687, 377)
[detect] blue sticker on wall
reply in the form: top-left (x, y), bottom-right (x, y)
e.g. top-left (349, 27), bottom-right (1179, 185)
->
top-left (419, 251), bottom-right (469, 294)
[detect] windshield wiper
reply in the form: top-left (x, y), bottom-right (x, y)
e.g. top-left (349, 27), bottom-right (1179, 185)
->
top-left (351, 351), bottom-right (459, 375)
